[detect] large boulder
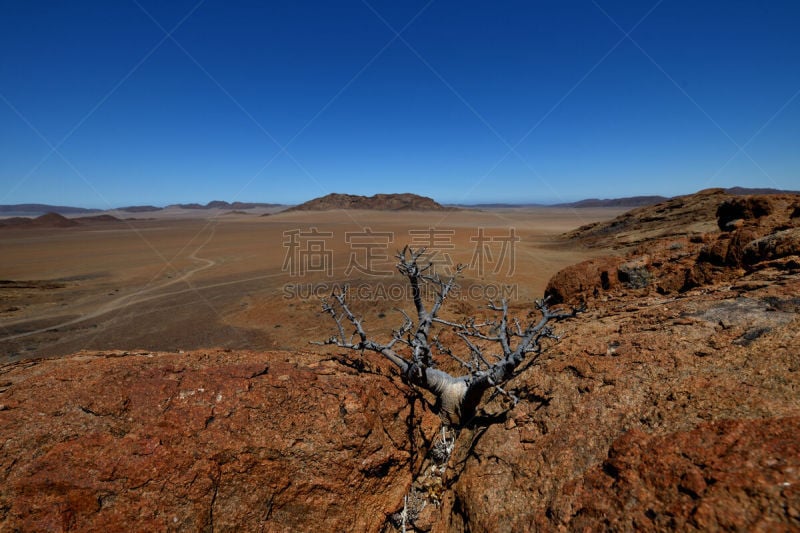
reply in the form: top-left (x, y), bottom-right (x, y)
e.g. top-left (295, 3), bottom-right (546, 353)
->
top-left (743, 227), bottom-right (800, 265)
top-left (544, 256), bottom-right (624, 304)
top-left (716, 196), bottom-right (775, 230)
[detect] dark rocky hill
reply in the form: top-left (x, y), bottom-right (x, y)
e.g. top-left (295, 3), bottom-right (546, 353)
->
top-left (0, 212), bottom-right (80, 229)
top-left (74, 214), bottom-right (123, 223)
top-left (0, 213), bottom-right (124, 229)
top-left (286, 193), bottom-right (454, 211)
top-left (116, 205), bottom-right (162, 213)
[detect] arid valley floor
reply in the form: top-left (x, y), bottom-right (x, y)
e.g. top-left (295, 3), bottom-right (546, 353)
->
top-left (0, 207), bottom-right (625, 361)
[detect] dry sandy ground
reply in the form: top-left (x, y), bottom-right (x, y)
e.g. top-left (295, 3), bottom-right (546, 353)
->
top-left (0, 207), bottom-right (626, 361)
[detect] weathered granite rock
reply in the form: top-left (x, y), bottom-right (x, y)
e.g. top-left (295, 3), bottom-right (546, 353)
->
top-left (434, 273), bottom-right (800, 532)
top-left (550, 193), bottom-right (800, 303)
top-left (743, 227), bottom-right (800, 265)
top-left (437, 193), bottom-right (800, 530)
top-left (0, 350), bottom-right (439, 532)
top-left (544, 256), bottom-right (624, 304)
top-left (567, 417), bottom-right (800, 531)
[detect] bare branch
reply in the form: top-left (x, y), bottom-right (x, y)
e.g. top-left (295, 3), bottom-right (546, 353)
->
top-left (487, 377), bottom-right (519, 406)
top-left (317, 286), bottom-right (412, 373)
top-left (317, 247), bottom-right (583, 427)
top-left (396, 246), bottom-right (429, 323)
top-left (433, 336), bottom-right (472, 372)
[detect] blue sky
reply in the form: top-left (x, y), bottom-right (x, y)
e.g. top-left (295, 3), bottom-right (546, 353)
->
top-left (1, 1), bottom-right (798, 207)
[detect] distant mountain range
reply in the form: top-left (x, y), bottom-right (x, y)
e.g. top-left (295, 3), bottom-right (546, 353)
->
top-left (117, 201), bottom-right (283, 213)
top-left (724, 186), bottom-right (800, 196)
top-left (0, 204), bottom-right (102, 216)
top-left (0, 201), bottom-right (283, 216)
top-left (553, 195), bottom-right (669, 208)
top-left (452, 198), bottom-right (667, 208)
top-left (1, 187), bottom-right (797, 216)
top-left (0, 212), bottom-right (124, 229)
top-left (551, 187), bottom-right (798, 208)
top-left (449, 202), bottom-right (546, 208)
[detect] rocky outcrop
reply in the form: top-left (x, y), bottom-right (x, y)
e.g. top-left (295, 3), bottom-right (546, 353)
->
top-left (436, 270), bottom-right (800, 532)
top-left (563, 188), bottom-right (730, 248)
top-left (564, 188), bottom-right (800, 250)
top-left (0, 350), bottom-right (439, 532)
top-left (686, 194), bottom-right (800, 290)
top-left (286, 193), bottom-right (454, 212)
top-left (743, 228), bottom-right (800, 265)
top-left (542, 256), bottom-right (625, 304)
top-left (549, 192), bottom-right (800, 303)
top-left (443, 192), bottom-right (800, 531)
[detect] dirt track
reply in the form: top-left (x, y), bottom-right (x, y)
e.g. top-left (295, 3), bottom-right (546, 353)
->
top-left (0, 208), bottom-right (625, 360)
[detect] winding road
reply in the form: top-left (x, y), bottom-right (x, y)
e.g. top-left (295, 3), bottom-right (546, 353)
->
top-left (0, 222), bottom-right (263, 342)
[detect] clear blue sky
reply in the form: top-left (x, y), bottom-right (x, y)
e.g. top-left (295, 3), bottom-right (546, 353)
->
top-left (1, 1), bottom-right (798, 207)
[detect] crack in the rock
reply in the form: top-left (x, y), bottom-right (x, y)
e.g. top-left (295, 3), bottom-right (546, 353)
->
top-left (208, 467), bottom-right (221, 533)
top-left (79, 405), bottom-right (103, 417)
top-left (249, 365), bottom-right (269, 379)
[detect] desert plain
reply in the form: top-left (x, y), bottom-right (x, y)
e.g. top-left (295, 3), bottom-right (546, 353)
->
top-left (0, 206), bottom-right (626, 361)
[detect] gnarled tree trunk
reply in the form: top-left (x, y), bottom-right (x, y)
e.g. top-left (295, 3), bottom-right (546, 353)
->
top-left (319, 246), bottom-right (581, 426)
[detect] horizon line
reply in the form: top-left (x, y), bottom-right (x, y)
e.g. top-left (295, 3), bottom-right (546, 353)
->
top-left (1, 185), bottom-right (798, 212)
